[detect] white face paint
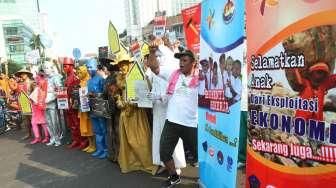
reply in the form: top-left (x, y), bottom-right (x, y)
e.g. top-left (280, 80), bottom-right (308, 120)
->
top-left (43, 61), bottom-right (55, 76)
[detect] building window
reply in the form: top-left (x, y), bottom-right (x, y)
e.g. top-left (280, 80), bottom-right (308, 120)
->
top-left (9, 44), bottom-right (24, 53)
top-left (4, 27), bottom-right (18, 35)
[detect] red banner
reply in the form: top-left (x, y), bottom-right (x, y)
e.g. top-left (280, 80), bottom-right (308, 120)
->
top-left (182, 4), bottom-right (201, 53)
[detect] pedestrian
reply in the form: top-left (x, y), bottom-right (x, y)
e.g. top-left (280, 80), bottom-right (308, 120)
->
top-left (15, 68), bottom-right (34, 140)
top-left (63, 57), bottom-right (88, 149)
top-left (77, 65), bottom-right (96, 153)
top-left (146, 40), bottom-right (186, 175)
top-left (104, 71), bottom-right (120, 162)
top-left (0, 72), bottom-right (9, 98)
top-left (148, 40), bottom-right (198, 187)
top-left (29, 72), bottom-right (50, 144)
top-left (6, 76), bottom-right (22, 131)
top-left (43, 60), bottom-right (63, 147)
top-left (115, 53), bottom-right (157, 174)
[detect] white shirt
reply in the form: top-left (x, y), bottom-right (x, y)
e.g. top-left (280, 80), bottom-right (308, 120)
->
top-left (156, 45), bottom-right (198, 128)
top-left (231, 76), bottom-right (242, 101)
top-left (166, 74), bottom-right (198, 128)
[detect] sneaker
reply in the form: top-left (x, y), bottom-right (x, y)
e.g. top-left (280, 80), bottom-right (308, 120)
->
top-left (46, 141), bottom-right (55, 146)
top-left (54, 141), bottom-right (62, 147)
top-left (161, 175), bottom-right (181, 188)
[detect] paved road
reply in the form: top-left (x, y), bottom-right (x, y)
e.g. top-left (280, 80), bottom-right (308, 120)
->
top-left (0, 130), bottom-right (199, 188)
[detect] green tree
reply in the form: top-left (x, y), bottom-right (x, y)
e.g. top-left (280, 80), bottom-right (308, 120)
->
top-left (7, 60), bottom-right (23, 75)
top-left (29, 34), bottom-right (45, 60)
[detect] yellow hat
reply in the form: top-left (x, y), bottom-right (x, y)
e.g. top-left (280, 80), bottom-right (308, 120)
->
top-left (141, 42), bottom-right (150, 59)
top-left (117, 52), bottom-right (133, 64)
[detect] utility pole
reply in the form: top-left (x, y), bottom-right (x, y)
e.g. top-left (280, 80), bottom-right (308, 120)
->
top-left (36, 0), bottom-right (40, 13)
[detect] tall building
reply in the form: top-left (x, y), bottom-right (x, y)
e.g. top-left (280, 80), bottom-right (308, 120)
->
top-left (0, 0), bottom-right (40, 33)
top-left (124, 0), bottom-right (142, 40)
top-left (171, 0), bottom-right (201, 16)
top-left (125, 0), bottom-right (200, 39)
top-left (0, 19), bottom-right (34, 65)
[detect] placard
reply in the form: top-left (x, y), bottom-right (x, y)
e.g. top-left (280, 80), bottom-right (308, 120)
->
top-left (126, 62), bottom-right (145, 101)
top-left (79, 87), bottom-right (90, 112)
top-left (18, 92), bottom-right (32, 115)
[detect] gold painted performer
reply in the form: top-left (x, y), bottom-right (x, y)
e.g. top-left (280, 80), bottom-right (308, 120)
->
top-left (115, 54), bottom-right (157, 174)
top-left (77, 65), bottom-right (96, 153)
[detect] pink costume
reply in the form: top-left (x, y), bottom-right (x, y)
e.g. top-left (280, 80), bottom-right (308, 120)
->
top-left (30, 74), bottom-right (50, 144)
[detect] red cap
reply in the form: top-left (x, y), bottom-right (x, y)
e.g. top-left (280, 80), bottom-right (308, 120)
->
top-left (63, 57), bottom-right (74, 66)
top-left (309, 62), bottom-right (330, 74)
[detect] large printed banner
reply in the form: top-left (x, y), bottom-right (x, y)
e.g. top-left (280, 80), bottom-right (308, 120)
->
top-left (182, 4), bottom-right (201, 53)
top-left (246, 0), bottom-right (336, 187)
top-left (198, 0), bottom-right (245, 187)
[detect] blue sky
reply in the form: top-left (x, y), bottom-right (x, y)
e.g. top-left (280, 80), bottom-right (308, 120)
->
top-left (40, 0), bottom-right (126, 57)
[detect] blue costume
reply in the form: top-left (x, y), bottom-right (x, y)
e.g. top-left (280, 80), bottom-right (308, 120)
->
top-left (86, 59), bottom-right (108, 159)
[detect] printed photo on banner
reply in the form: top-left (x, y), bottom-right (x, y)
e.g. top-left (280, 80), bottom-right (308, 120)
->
top-left (199, 43), bottom-right (245, 113)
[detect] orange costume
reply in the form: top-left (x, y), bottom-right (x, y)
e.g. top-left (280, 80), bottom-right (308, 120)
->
top-left (77, 65), bottom-right (95, 153)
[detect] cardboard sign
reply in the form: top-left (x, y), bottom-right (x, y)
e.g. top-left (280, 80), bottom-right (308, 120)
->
top-left (126, 62), bottom-right (145, 102)
top-left (153, 15), bottom-right (166, 37)
top-left (18, 92), bottom-right (32, 115)
top-left (57, 98), bottom-right (69, 109)
top-left (130, 41), bottom-right (141, 62)
top-left (79, 87), bottom-right (90, 112)
top-left (56, 87), bottom-right (69, 110)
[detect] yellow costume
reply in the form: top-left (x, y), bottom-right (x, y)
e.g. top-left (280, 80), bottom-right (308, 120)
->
top-left (116, 56), bottom-right (157, 175)
top-left (0, 76), bottom-right (10, 97)
top-left (77, 66), bottom-right (95, 153)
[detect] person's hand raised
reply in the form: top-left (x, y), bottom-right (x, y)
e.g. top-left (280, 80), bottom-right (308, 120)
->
top-left (149, 38), bottom-right (163, 54)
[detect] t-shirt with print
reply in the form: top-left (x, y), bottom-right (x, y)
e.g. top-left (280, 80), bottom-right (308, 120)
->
top-left (159, 67), bottom-right (198, 128)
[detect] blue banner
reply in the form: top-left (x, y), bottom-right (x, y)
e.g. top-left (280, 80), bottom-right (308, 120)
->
top-left (198, 0), bottom-right (245, 187)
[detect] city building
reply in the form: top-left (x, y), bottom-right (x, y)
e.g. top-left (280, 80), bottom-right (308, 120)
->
top-left (124, 0), bottom-right (200, 39)
top-left (124, 0), bottom-right (142, 40)
top-left (0, 0), bottom-right (40, 33)
top-left (0, 19), bottom-right (34, 65)
top-left (142, 14), bottom-right (184, 43)
top-left (171, 0), bottom-right (200, 16)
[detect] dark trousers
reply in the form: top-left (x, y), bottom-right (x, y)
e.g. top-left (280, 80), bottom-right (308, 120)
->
top-left (160, 120), bottom-right (197, 163)
top-left (238, 111), bottom-right (247, 163)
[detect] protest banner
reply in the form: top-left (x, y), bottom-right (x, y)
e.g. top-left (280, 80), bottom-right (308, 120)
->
top-left (198, 0), bottom-right (245, 187)
top-left (246, 0), bottom-right (336, 187)
top-left (182, 3), bottom-right (201, 53)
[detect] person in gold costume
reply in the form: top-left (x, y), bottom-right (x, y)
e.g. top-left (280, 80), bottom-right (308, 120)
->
top-left (115, 54), bottom-right (157, 174)
top-left (77, 65), bottom-right (96, 153)
top-left (0, 72), bottom-right (9, 98)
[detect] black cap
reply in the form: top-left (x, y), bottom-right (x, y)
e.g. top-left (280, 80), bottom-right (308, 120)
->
top-left (174, 49), bottom-right (195, 60)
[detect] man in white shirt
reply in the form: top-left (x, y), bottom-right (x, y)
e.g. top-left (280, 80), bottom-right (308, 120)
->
top-left (227, 60), bottom-right (242, 105)
top-left (148, 40), bottom-right (198, 188)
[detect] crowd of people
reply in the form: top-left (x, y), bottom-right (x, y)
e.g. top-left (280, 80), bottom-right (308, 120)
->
top-left (0, 37), bottom-right (202, 187)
